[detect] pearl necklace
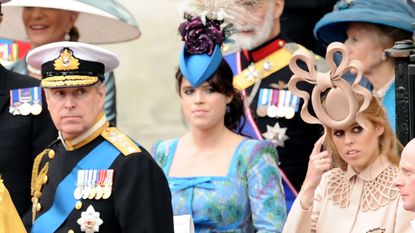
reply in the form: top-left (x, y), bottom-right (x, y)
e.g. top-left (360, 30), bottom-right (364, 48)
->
top-left (372, 78), bottom-right (394, 100)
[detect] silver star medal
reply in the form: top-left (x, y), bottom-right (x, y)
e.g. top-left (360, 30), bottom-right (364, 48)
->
top-left (262, 122), bottom-right (289, 147)
top-left (77, 205), bottom-right (103, 233)
top-left (244, 63), bottom-right (260, 82)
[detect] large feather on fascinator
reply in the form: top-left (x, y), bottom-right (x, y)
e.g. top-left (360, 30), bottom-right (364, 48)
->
top-left (180, 0), bottom-right (268, 34)
top-left (180, 0), bottom-right (248, 25)
top-left (178, 0), bottom-right (239, 87)
top-left (288, 42), bottom-right (372, 141)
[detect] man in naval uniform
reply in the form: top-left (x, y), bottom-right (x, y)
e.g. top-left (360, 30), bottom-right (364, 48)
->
top-left (24, 41), bottom-right (174, 233)
top-left (0, 0), bottom-right (57, 217)
top-left (224, 0), bottom-right (325, 209)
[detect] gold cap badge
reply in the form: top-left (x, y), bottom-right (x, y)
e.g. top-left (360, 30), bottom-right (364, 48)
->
top-left (53, 48), bottom-right (80, 71)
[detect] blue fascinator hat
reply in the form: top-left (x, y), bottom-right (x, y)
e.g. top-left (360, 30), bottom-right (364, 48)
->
top-left (178, 14), bottom-right (234, 87)
top-left (313, 0), bottom-right (415, 46)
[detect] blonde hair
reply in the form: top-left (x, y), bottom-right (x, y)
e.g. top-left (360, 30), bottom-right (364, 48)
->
top-left (324, 96), bottom-right (401, 171)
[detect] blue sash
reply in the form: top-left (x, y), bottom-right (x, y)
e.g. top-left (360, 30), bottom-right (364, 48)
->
top-left (31, 141), bottom-right (119, 233)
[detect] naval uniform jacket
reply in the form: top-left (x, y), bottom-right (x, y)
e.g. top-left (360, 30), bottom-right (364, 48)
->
top-left (0, 64), bottom-right (57, 216)
top-left (226, 37), bottom-right (322, 192)
top-left (25, 123), bottom-right (174, 233)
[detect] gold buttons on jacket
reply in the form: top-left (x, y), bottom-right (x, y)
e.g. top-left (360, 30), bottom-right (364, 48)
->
top-left (68, 230), bottom-right (74, 233)
top-left (42, 175), bottom-right (48, 184)
top-left (75, 201), bottom-right (82, 210)
top-left (36, 203), bottom-right (42, 212)
top-left (48, 149), bottom-right (55, 159)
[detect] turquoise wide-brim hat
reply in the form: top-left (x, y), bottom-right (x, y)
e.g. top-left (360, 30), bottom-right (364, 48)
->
top-left (179, 44), bottom-right (222, 87)
top-left (314, 0), bottom-right (415, 46)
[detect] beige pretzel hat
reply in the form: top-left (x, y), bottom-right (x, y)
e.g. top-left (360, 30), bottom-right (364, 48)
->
top-left (288, 42), bottom-right (372, 140)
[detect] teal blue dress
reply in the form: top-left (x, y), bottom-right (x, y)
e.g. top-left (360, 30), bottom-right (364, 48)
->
top-left (152, 138), bottom-right (286, 232)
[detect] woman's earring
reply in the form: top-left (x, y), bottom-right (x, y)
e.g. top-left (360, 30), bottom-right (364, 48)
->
top-left (226, 104), bottom-right (231, 113)
top-left (64, 32), bottom-right (70, 41)
top-left (381, 52), bottom-right (387, 61)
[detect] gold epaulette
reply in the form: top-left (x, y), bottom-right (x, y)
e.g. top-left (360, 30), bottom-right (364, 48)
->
top-left (31, 149), bottom-right (49, 196)
top-left (233, 46), bottom-right (293, 91)
top-left (101, 127), bottom-right (141, 156)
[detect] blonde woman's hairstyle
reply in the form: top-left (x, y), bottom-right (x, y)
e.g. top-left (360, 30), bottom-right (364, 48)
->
top-left (325, 96), bottom-right (401, 171)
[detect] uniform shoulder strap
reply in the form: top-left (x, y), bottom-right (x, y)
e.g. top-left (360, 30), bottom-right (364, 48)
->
top-left (101, 127), bottom-right (141, 156)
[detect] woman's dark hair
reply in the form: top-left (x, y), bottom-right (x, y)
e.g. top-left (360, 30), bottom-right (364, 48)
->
top-left (175, 60), bottom-right (246, 133)
top-left (68, 26), bottom-right (80, 42)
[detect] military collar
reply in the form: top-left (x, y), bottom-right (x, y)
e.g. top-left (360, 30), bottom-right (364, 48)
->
top-left (345, 155), bottom-right (391, 181)
top-left (60, 112), bottom-right (109, 151)
top-left (242, 37), bottom-right (286, 63)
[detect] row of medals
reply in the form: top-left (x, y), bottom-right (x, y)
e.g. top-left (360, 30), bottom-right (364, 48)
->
top-left (10, 101), bottom-right (42, 116)
top-left (73, 169), bottom-right (113, 200)
top-left (256, 88), bottom-right (298, 119)
top-left (257, 104), bottom-right (296, 119)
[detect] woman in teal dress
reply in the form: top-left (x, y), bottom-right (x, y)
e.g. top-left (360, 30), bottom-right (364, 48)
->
top-left (152, 13), bottom-right (286, 233)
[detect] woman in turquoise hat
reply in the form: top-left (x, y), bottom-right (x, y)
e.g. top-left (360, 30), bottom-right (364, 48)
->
top-left (151, 12), bottom-right (286, 232)
top-left (0, 0), bottom-right (140, 126)
top-left (313, 0), bottom-right (415, 132)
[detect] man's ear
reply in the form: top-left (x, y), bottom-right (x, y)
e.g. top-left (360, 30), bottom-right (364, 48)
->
top-left (44, 90), bottom-right (51, 111)
top-left (226, 94), bottom-right (233, 105)
top-left (98, 83), bottom-right (106, 108)
top-left (274, 0), bottom-right (285, 19)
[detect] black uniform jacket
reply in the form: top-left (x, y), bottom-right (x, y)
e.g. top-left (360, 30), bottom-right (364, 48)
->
top-left (25, 128), bottom-right (174, 233)
top-left (239, 37), bottom-right (323, 191)
top-left (0, 64), bottom-right (57, 216)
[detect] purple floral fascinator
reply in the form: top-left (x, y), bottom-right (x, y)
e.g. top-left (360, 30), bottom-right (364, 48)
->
top-left (288, 42), bottom-right (372, 141)
top-left (178, 0), bottom-right (237, 87)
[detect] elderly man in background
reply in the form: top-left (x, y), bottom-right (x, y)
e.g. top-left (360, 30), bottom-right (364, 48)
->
top-left (222, 0), bottom-right (325, 209)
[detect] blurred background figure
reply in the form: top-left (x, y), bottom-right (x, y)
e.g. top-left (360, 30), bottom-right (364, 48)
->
top-left (313, 0), bottom-right (415, 131)
top-left (280, 0), bottom-right (336, 56)
top-left (283, 43), bottom-right (415, 233)
top-left (152, 9), bottom-right (286, 232)
top-left (0, 0), bottom-right (141, 126)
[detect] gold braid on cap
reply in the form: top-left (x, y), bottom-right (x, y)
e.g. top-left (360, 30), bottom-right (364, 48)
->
top-left (41, 75), bottom-right (99, 88)
top-left (288, 42), bottom-right (372, 140)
